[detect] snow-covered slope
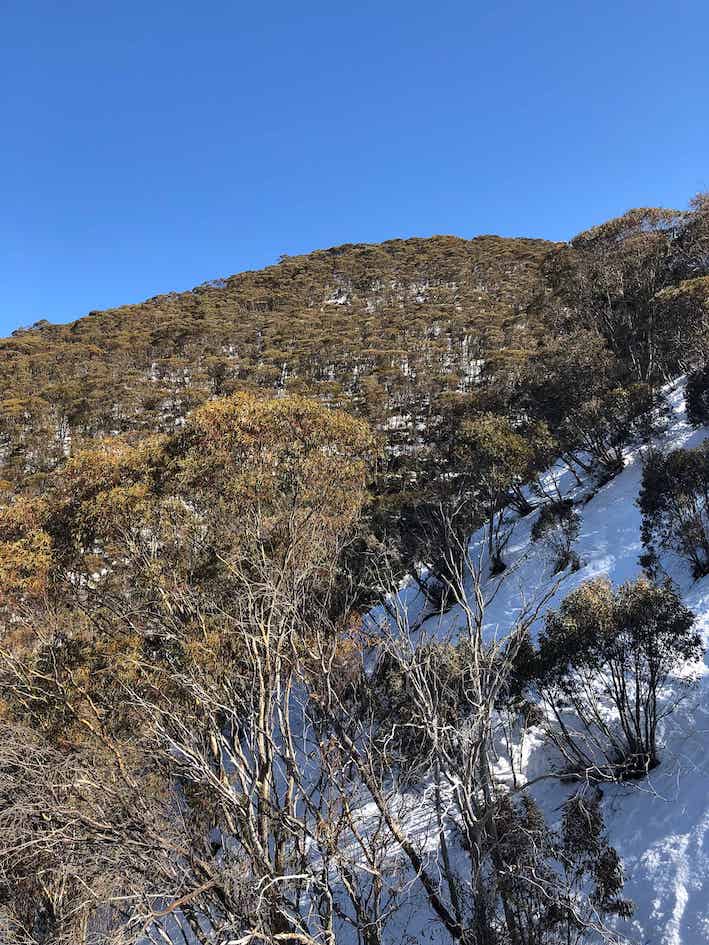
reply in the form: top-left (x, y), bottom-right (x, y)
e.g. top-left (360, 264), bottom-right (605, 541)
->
top-left (386, 378), bottom-right (709, 945)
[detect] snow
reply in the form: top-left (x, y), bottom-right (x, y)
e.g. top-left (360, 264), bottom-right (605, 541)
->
top-left (323, 289), bottom-right (350, 305)
top-left (376, 377), bottom-right (709, 944)
top-left (145, 376), bottom-right (709, 944)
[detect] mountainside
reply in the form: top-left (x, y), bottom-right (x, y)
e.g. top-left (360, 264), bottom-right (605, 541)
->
top-left (3, 197), bottom-right (709, 945)
top-left (383, 377), bottom-right (709, 945)
top-left (0, 234), bottom-right (557, 480)
top-left (1, 201), bottom-right (707, 501)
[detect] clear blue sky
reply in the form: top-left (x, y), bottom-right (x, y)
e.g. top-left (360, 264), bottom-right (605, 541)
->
top-left (1, 0), bottom-right (708, 335)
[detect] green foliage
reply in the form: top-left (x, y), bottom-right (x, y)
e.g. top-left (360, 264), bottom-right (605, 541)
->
top-left (495, 790), bottom-right (632, 943)
top-left (560, 383), bottom-right (666, 478)
top-left (534, 578), bottom-right (701, 776)
top-left (2, 196), bottom-right (708, 944)
top-left (654, 275), bottom-right (709, 371)
top-left (520, 330), bottom-right (618, 430)
top-left (639, 441), bottom-right (709, 577)
top-left (556, 207), bottom-right (687, 382)
top-left (176, 391), bottom-right (375, 524)
top-left (0, 235), bottom-right (555, 488)
top-left (1, 195), bottom-right (707, 504)
top-left (685, 363), bottom-right (709, 427)
top-left (0, 195), bottom-right (707, 608)
top-left (0, 496), bottom-right (52, 602)
top-left (393, 410), bottom-right (557, 596)
top-left (559, 792), bottom-right (632, 920)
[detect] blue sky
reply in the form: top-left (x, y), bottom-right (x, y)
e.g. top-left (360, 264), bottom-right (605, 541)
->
top-left (1, 0), bottom-right (708, 335)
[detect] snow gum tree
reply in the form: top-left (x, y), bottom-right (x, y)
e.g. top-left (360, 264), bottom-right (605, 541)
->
top-left (559, 383), bottom-right (665, 480)
top-left (399, 410), bottom-right (556, 601)
top-left (0, 496), bottom-right (52, 602)
top-left (639, 441), bottom-right (709, 577)
top-left (314, 524), bottom-right (632, 945)
top-left (685, 359), bottom-right (709, 427)
top-left (529, 577), bottom-right (701, 778)
top-left (0, 393), bottom-right (385, 945)
top-left (560, 207), bottom-right (685, 383)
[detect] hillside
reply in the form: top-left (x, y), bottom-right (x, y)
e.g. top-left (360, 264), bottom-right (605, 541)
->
top-left (382, 377), bottom-right (709, 944)
top-left (2, 197), bottom-right (709, 945)
top-left (0, 234), bottom-right (557, 482)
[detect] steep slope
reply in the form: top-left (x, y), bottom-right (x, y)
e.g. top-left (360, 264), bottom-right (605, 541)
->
top-left (2, 200), bottom-right (708, 942)
top-left (0, 234), bottom-right (557, 482)
top-left (388, 378), bottom-right (709, 944)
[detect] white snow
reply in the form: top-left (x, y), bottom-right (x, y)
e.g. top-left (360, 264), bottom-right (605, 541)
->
top-left (375, 377), bottom-right (709, 944)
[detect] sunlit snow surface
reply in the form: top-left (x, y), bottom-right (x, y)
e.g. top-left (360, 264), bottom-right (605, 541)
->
top-left (375, 378), bottom-right (709, 945)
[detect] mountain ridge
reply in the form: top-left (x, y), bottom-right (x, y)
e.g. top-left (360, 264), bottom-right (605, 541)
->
top-left (0, 231), bottom-right (561, 484)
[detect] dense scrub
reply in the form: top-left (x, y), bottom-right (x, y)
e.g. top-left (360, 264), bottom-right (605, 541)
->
top-left (0, 196), bottom-right (705, 477)
top-left (1, 193), bottom-right (709, 943)
top-left (686, 361), bottom-right (709, 427)
top-left (0, 235), bottom-right (555, 482)
top-left (1, 195), bottom-right (706, 599)
top-left (639, 441), bottom-right (709, 577)
top-left (0, 390), bottom-right (654, 945)
top-left (518, 578), bottom-right (702, 779)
